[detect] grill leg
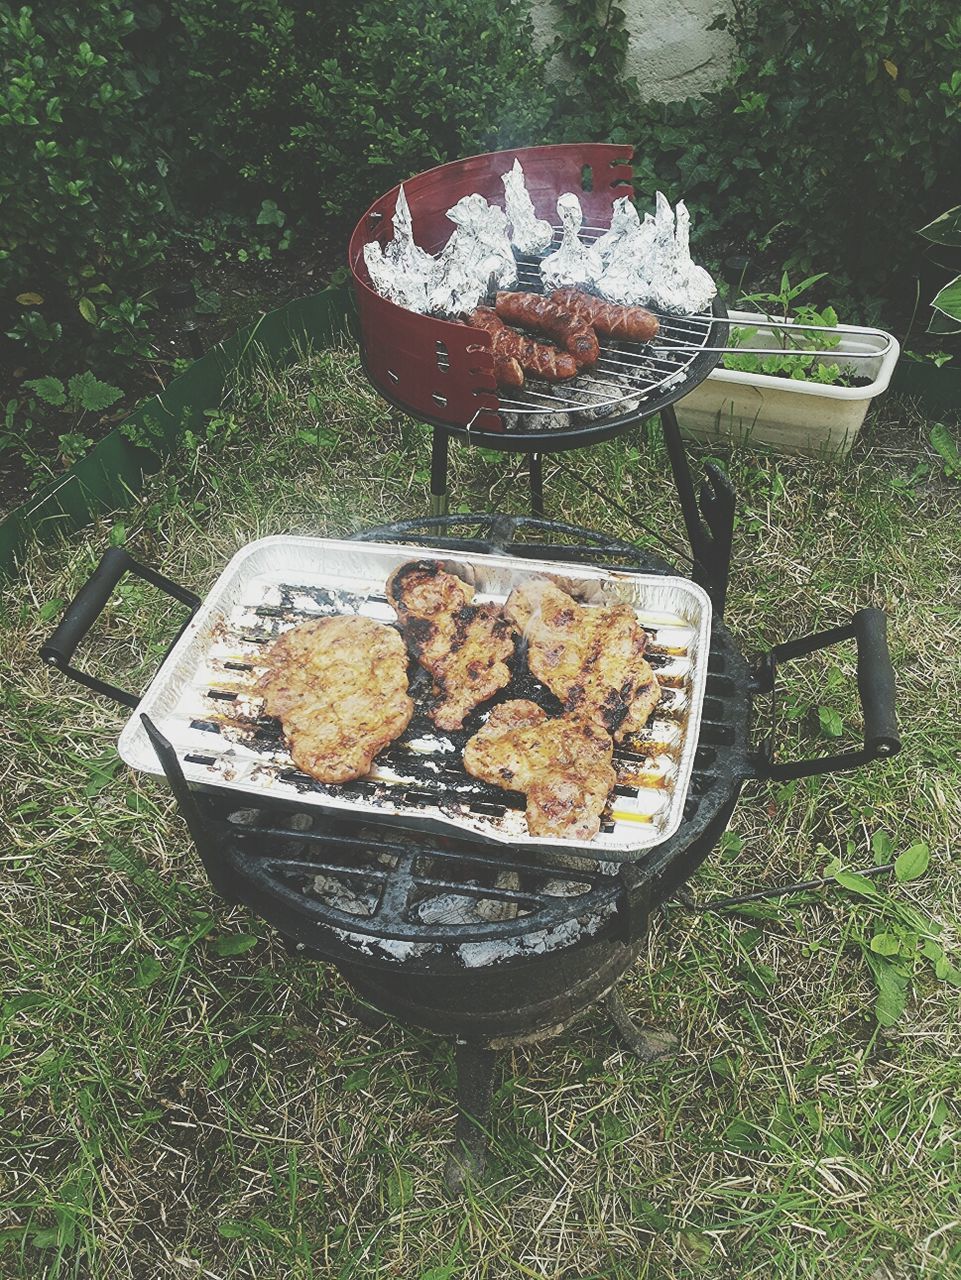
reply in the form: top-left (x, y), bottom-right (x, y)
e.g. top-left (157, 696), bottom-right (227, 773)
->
top-left (430, 427), bottom-right (450, 517)
top-left (444, 1042), bottom-right (497, 1195)
top-left (528, 452), bottom-right (545, 519)
top-left (605, 987), bottom-right (678, 1063)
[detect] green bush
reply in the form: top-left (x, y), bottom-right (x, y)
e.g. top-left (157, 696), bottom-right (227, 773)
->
top-left (1, 0), bottom-right (554, 378)
top-left (165, 0), bottom-right (555, 222)
top-left (0, 5), bottom-right (168, 368)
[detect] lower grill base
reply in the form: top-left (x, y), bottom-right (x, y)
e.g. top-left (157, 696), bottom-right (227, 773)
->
top-left (334, 934), bottom-right (643, 1045)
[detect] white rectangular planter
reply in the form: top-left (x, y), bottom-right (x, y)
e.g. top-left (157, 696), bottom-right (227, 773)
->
top-left (674, 309), bottom-right (901, 457)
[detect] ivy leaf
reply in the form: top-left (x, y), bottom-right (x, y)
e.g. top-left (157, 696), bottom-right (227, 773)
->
top-left (16, 291), bottom-right (44, 305)
top-left (818, 706), bottom-right (844, 738)
top-left (78, 297), bottom-right (98, 324)
top-left (256, 198), bottom-right (286, 228)
top-left (67, 371), bottom-right (123, 413)
top-left (895, 842), bottom-right (930, 882)
top-left (213, 933), bottom-right (258, 956)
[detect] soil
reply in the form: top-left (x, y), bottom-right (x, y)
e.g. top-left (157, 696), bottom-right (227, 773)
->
top-left (0, 221), bottom-right (348, 519)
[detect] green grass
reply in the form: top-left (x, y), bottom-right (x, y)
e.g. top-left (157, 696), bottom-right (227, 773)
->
top-left (2, 343), bottom-right (960, 1279)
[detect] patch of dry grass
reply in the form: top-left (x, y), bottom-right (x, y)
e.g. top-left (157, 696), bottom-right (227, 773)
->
top-left (1, 345), bottom-right (959, 1279)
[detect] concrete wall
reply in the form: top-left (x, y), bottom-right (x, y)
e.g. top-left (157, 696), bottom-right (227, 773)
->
top-left (531, 0), bottom-right (734, 101)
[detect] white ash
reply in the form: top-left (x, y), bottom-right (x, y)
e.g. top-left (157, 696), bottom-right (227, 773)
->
top-left (311, 873), bottom-right (377, 917)
top-left (540, 193), bottom-right (604, 290)
top-left (502, 158), bottom-right (554, 255)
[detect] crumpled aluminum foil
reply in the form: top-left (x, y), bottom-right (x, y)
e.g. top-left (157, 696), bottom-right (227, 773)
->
top-left (502, 158), bottom-right (554, 255)
top-left (453, 194), bottom-right (517, 286)
top-left (362, 185), bottom-right (435, 312)
top-left (593, 195), bottom-right (642, 262)
top-left (427, 194), bottom-right (517, 315)
top-left (540, 193), bottom-right (604, 290)
top-left (597, 191), bottom-right (716, 314)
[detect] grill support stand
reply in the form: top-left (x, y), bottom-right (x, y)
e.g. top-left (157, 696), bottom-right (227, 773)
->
top-left (430, 428), bottom-right (449, 518)
top-left (427, 403), bottom-right (735, 615)
top-left (605, 988), bottom-right (679, 1063)
top-left (445, 1043), bottom-right (498, 1195)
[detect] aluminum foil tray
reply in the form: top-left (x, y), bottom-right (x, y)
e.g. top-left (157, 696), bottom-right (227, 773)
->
top-left (118, 537), bottom-right (713, 859)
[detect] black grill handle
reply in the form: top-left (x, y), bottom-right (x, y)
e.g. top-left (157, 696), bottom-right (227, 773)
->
top-left (751, 607), bottom-right (900, 781)
top-left (40, 546), bottom-right (201, 709)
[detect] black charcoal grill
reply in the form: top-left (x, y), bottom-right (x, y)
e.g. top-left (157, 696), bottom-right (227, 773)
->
top-left (41, 419), bottom-right (900, 1189)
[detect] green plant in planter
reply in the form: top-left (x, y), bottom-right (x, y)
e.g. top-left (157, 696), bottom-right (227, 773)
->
top-left (919, 205), bottom-right (961, 334)
top-left (721, 272), bottom-right (860, 387)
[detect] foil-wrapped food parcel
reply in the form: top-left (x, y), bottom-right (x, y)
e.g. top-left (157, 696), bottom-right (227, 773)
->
top-left (363, 158), bottom-right (716, 319)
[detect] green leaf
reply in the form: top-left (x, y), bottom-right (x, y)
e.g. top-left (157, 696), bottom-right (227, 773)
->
top-left (930, 423), bottom-right (961, 477)
top-left (213, 933), bottom-right (258, 956)
top-left (895, 842), bottom-right (930, 882)
top-left (874, 962), bottom-right (909, 1026)
top-left (78, 297), bottom-right (98, 324)
top-left (830, 868), bottom-right (882, 899)
top-left (23, 375), bottom-right (66, 406)
top-left (934, 957), bottom-right (961, 986)
top-left (870, 932), bottom-right (901, 956)
top-left (927, 307), bottom-right (961, 336)
top-left (931, 276), bottom-right (961, 326)
top-left (818, 706), bottom-right (844, 738)
top-left (918, 205), bottom-right (961, 247)
top-left (872, 831), bottom-right (895, 864)
top-left (67, 371), bottom-right (123, 413)
top-left (920, 937), bottom-right (943, 961)
top-left (134, 957), bottom-right (164, 988)
top-left (16, 291), bottom-right (44, 305)
top-left (39, 597), bottom-right (65, 622)
top-left (256, 198), bottom-right (286, 228)
top-left (387, 1168), bottom-right (414, 1211)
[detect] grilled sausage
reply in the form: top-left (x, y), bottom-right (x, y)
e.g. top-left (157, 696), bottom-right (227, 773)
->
top-left (492, 353), bottom-right (525, 390)
top-left (550, 288), bottom-right (660, 343)
top-left (494, 291), bottom-right (600, 368)
top-left (469, 308), bottom-right (579, 382)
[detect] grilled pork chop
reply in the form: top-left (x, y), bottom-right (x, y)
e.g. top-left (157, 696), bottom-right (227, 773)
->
top-left (386, 561), bottom-right (517, 731)
top-left (463, 700), bottom-right (616, 840)
top-left (504, 579), bottom-right (660, 741)
top-left (259, 616), bottom-right (413, 783)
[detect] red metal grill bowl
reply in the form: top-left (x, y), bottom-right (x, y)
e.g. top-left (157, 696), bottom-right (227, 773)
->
top-left (348, 143), bottom-right (642, 435)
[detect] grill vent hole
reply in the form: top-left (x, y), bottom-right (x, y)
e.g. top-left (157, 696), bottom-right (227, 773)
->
top-left (435, 340), bottom-right (449, 371)
top-left (581, 164), bottom-right (593, 192)
top-left (387, 368), bottom-right (399, 384)
top-left (432, 393), bottom-right (448, 407)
